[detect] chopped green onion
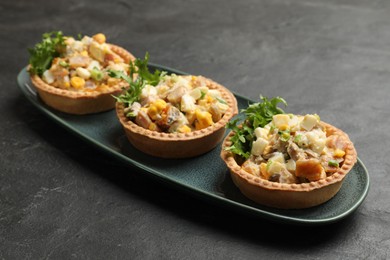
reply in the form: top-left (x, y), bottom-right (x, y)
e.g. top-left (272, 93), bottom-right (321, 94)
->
top-left (239, 135), bottom-right (246, 143)
top-left (278, 130), bottom-right (290, 142)
top-left (59, 60), bottom-right (68, 67)
top-left (126, 112), bottom-right (136, 118)
top-left (266, 160), bottom-right (273, 171)
top-left (328, 160), bottom-right (339, 167)
top-left (91, 67), bottom-right (103, 81)
top-left (216, 97), bottom-right (227, 104)
top-left (294, 134), bottom-right (302, 143)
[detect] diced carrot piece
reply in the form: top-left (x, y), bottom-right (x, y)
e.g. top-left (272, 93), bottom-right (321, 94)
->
top-left (295, 159), bottom-right (326, 181)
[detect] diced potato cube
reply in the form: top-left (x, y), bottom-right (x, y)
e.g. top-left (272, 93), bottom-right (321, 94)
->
top-left (311, 138), bottom-right (326, 154)
top-left (89, 42), bottom-right (105, 62)
top-left (155, 84), bottom-right (170, 99)
top-left (289, 115), bottom-right (300, 132)
top-left (251, 138), bottom-right (269, 156)
top-left (76, 67), bottom-right (91, 79)
top-left (272, 114), bottom-right (290, 129)
top-left (295, 132), bottom-right (309, 148)
top-left (81, 36), bottom-right (93, 45)
top-left (42, 70), bottom-right (54, 84)
top-left (71, 40), bottom-right (84, 52)
top-left (305, 129), bottom-right (326, 154)
top-left (254, 127), bottom-right (269, 139)
top-left (207, 89), bottom-right (222, 99)
top-left (267, 161), bottom-right (284, 175)
top-left (141, 85), bottom-right (157, 99)
top-left (87, 60), bottom-right (101, 71)
top-left (181, 94), bottom-right (196, 112)
top-left (167, 86), bottom-right (187, 104)
top-left (189, 87), bottom-right (203, 100)
top-left (269, 152), bottom-right (285, 164)
top-left (241, 160), bottom-right (261, 176)
top-left (216, 102), bottom-right (229, 114)
top-left (285, 159), bottom-right (296, 172)
top-left (173, 77), bottom-right (191, 90)
top-left (300, 114), bottom-right (319, 131)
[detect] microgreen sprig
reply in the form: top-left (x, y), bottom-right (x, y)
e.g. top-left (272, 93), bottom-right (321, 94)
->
top-left (109, 52), bottom-right (167, 106)
top-left (28, 31), bottom-right (66, 76)
top-left (226, 95), bottom-right (287, 159)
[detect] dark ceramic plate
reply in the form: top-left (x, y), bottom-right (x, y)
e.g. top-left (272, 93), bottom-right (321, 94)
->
top-left (17, 65), bottom-right (370, 226)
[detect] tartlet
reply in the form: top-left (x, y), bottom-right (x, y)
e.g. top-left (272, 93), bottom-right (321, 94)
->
top-left (115, 67), bottom-right (238, 158)
top-left (220, 97), bottom-right (357, 209)
top-left (28, 32), bottom-right (135, 115)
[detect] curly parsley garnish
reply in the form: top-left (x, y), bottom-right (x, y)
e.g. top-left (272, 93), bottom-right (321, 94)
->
top-left (28, 31), bottom-right (66, 76)
top-left (226, 96), bottom-right (287, 159)
top-left (109, 52), bottom-right (166, 106)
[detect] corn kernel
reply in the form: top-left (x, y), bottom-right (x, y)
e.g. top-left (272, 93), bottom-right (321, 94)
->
top-left (195, 110), bottom-right (213, 130)
top-left (154, 99), bottom-right (167, 111)
top-left (96, 84), bottom-right (109, 92)
top-left (148, 123), bottom-right (158, 131)
top-left (148, 105), bottom-right (160, 121)
top-left (186, 111), bottom-right (196, 125)
top-left (206, 95), bottom-right (214, 103)
top-left (278, 124), bottom-right (289, 131)
top-left (64, 81), bottom-right (70, 88)
top-left (273, 114), bottom-right (290, 129)
top-left (107, 77), bottom-right (119, 87)
top-left (113, 55), bottom-right (124, 63)
top-left (70, 76), bottom-right (85, 89)
top-left (177, 125), bottom-right (192, 133)
top-left (334, 149), bottom-right (346, 157)
top-left (93, 33), bottom-right (106, 44)
top-left (260, 163), bottom-right (269, 179)
top-left (80, 50), bottom-right (89, 57)
top-left (197, 99), bottom-right (208, 107)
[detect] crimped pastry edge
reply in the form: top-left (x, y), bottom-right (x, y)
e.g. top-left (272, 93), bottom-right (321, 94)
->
top-left (29, 44), bottom-right (135, 114)
top-left (220, 121), bottom-right (357, 208)
top-left (116, 76), bottom-right (238, 158)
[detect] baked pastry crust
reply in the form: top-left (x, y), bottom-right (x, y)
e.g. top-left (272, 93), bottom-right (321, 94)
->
top-left (220, 121), bottom-right (357, 209)
top-left (117, 76), bottom-right (238, 158)
top-left (30, 44), bottom-right (135, 115)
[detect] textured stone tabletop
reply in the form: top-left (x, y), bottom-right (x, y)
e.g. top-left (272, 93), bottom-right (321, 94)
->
top-left (1, 0), bottom-right (389, 259)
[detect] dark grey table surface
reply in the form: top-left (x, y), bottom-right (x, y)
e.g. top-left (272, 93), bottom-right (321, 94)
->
top-left (1, 0), bottom-right (389, 259)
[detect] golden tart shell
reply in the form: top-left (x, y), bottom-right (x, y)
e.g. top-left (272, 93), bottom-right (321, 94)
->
top-left (220, 121), bottom-right (357, 209)
top-left (116, 76), bottom-right (238, 158)
top-left (30, 44), bottom-right (135, 115)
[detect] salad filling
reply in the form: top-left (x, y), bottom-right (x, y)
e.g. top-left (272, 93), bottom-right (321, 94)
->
top-left (112, 54), bottom-right (230, 133)
top-left (226, 97), bottom-right (348, 184)
top-left (29, 31), bottom-right (130, 92)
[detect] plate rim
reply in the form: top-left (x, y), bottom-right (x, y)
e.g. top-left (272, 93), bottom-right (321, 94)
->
top-left (17, 65), bottom-right (370, 226)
